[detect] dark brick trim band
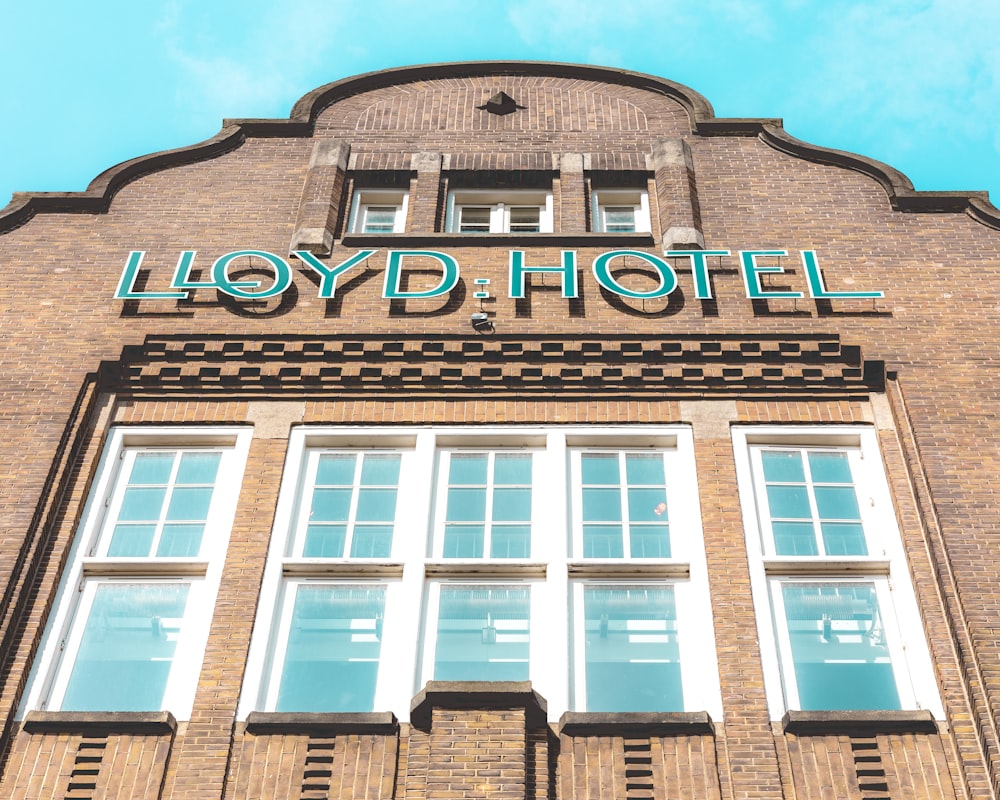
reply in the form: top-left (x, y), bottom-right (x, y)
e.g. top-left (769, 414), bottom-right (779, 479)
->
top-left (244, 711), bottom-right (398, 735)
top-left (559, 711), bottom-right (715, 737)
top-left (105, 333), bottom-right (885, 399)
top-left (782, 709), bottom-right (938, 735)
top-left (22, 711), bottom-right (177, 736)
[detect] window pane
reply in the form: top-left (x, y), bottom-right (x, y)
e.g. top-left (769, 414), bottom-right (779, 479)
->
top-left (459, 207), bottom-right (491, 233)
top-left (310, 488), bottom-right (352, 522)
top-left (350, 526), bottom-right (393, 558)
top-left (581, 453), bottom-right (619, 484)
top-left (490, 526), bottom-right (531, 559)
top-left (275, 585), bottom-right (385, 712)
top-left (355, 488), bottom-right (398, 522)
top-left (583, 525), bottom-right (624, 558)
top-left (761, 450), bottom-right (805, 482)
top-left (583, 487), bottom-right (622, 522)
top-left (508, 207), bottom-right (540, 233)
top-left (433, 586), bottom-right (529, 681)
top-left (107, 524), bottom-right (156, 557)
top-left (165, 486), bottom-right (214, 521)
top-left (603, 207), bottom-right (636, 233)
top-left (583, 586), bottom-right (681, 711)
top-left (360, 454), bottom-right (401, 485)
top-left (446, 488), bottom-right (487, 521)
top-left (61, 583), bottom-right (189, 711)
top-left (443, 525), bottom-right (485, 558)
top-left (175, 452), bottom-right (221, 484)
top-left (781, 582), bottom-right (901, 711)
top-left (362, 207), bottom-right (397, 234)
top-left (316, 454), bottom-right (357, 485)
top-left (156, 524), bottom-right (204, 557)
top-left (449, 454), bottom-right (488, 484)
top-left (766, 485), bottom-right (811, 519)
top-left (627, 488), bottom-right (669, 523)
top-left (129, 452), bottom-right (175, 484)
top-left (808, 451), bottom-right (853, 483)
top-left (494, 453), bottom-right (531, 484)
top-left (772, 521), bottom-right (818, 556)
top-left (625, 453), bottom-right (665, 485)
top-left (821, 522), bottom-right (867, 556)
top-left (630, 525), bottom-right (670, 558)
top-left (493, 488), bottom-right (531, 522)
top-left (118, 487), bottom-right (166, 522)
top-left (302, 525), bottom-right (346, 558)
top-left (814, 486), bottom-right (861, 520)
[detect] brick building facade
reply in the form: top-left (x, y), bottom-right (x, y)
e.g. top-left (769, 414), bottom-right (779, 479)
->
top-left (0, 61), bottom-right (998, 799)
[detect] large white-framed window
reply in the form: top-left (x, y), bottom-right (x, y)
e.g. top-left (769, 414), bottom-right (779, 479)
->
top-left (21, 427), bottom-right (252, 718)
top-left (347, 188), bottom-right (409, 233)
top-left (240, 426), bottom-right (721, 723)
top-left (733, 425), bottom-right (941, 718)
top-left (445, 190), bottom-right (554, 234)
top-left (591, 188), bottom-right (651, 233)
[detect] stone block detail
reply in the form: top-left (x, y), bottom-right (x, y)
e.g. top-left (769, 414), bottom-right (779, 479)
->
top-left (290, 139), bottom-right (351, 255)
top-left (651, 138), bottom-right (704, 251)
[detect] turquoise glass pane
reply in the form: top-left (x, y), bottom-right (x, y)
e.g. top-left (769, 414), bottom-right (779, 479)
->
top-left (630, 525), bottom-right (670, 558)
top-left (275, 585), bottom-right (385, 712)
top-left (628, 488), bottom-right (669, 523)
top-left (433, 587), bottom-right (529, 681)
top-left (61, 583), bottom-right (189, 711)
top-left (166, 487), bottom-right (213, 521)
top-left (360, 454), bottom-right (401, 485)
top-left (583, 487), bottom-right (622, 522)
top-left (761, 450), bottom-right (805, 482)
top-left (490, 526), bottom-right (531, 558)
top-left (118, 487), bottom-right (166, 522)
top-left (446, 488), bottom-right (486, 521)
top-left (492, 488), bottom-right (531, 522)
top-left (808, 451), bottom-right (852, 484)
top-left (814, 486), bottom-right (861, 520)
top-left (581, 454), bottom-right (619, 485)
top-left (583, 525), bottom-right (624, 558)
top-left (584, 586), bottom-right (681, 711)
top-left (821, 523), bottom-right (868, 556)
top-left (355, 488), bottom-right (397, 522)
top-left (350, 526), bottom-right (393, 558)
top-left (156, 524), bottom-right (204, 557)
top-left (128, 452), bottom-right (174, 484)
top-left (443, 525), bottom-right (484, 558)
top-left (772, 521), bottom-right (818, 556)
top-left (310, 488), bottom-right (352, 522)
top-left (316, 454), bottom-right (356, 485)
top-left (302, 525), bottom-right (346, 558)
top-left (107, 524), bottom-right (156, 557)
top-left (781, 582), bottom-right (900, 711)
top-left (175, 452), bottom-right (221, 484)
top-left (494, 453), bottom-right (531, 485)
top-left (625, 453), bottom-right (665, 485)
top-left (766, 485), bottom-right (811, 519)
top-left (449, 454), bottom-right (488, 485)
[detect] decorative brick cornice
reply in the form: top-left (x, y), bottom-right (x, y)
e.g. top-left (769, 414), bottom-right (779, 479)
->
top-left (100, 333), bottom-right (884, 399)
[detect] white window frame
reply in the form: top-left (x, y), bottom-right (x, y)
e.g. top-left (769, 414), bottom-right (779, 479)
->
top-left (445, 190), bottom-right (554, 234)
top-left (20, 426), bottom-right (252, 720)
top-left (732, 425), bottom-right (941, 719)
top-left (591, 188), bottom-right (651, 233)
top-left (240, 426), bottom-right (720, 723)
top-left (347, 188), bottom-right (409, 234)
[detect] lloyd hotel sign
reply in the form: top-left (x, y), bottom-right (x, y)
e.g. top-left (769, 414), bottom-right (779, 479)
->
top-left (116, 248), bottom-right (884, 303)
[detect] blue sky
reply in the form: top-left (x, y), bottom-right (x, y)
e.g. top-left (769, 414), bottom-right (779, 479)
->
top-left (1, 0), bottom-right (997, 208)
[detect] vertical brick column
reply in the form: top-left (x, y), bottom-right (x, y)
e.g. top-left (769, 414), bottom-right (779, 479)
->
top-left (556, 153), bottom-right (587, 232)
top-left (407, 152), bottom-right (443, 232)
top-left (681, 400), bottom-right (784, 800)
top-left (289, 139), bottom-right (351, 255)
top-left (410, 682), bottom-right (548, 800)
top-left (650, 138), bottom-right (705, 250)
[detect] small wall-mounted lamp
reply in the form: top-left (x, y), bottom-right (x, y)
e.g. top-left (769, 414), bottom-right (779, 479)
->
top-left (471, 312), bottom-right (495, 334)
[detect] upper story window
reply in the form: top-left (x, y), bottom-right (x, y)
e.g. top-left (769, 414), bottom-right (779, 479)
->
top-left (22, 427), bottom-right (252, 718)
top-left (591, 188), bottom-right (651, 233)
top-left (446, 190), bottom-right (554, 234)
top-left (733, 426), bottom-right (941, 718)
top-left (347, 188), bottom-right (408, 233)
top-left (240, 427), bottom-right (720, 722)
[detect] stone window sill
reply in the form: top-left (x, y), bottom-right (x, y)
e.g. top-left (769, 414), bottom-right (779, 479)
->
top-left (559, 711), bottom-right (715, 737)
top-left (244, 712), bottom-right (398, 735)
top-left (23, 711), bottom-right (177, 735)
top-left (782, 710), bottom-right (937, 735)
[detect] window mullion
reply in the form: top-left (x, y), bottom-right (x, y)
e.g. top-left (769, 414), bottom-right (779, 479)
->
top-left (619, 452), bottom-right (631, 558)
top-left (344, 453), bottom-right (364, 558)
top-left (800, 448), bottom-right (827, 557)
top-left (483, 452), bottom-right (496, 557)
